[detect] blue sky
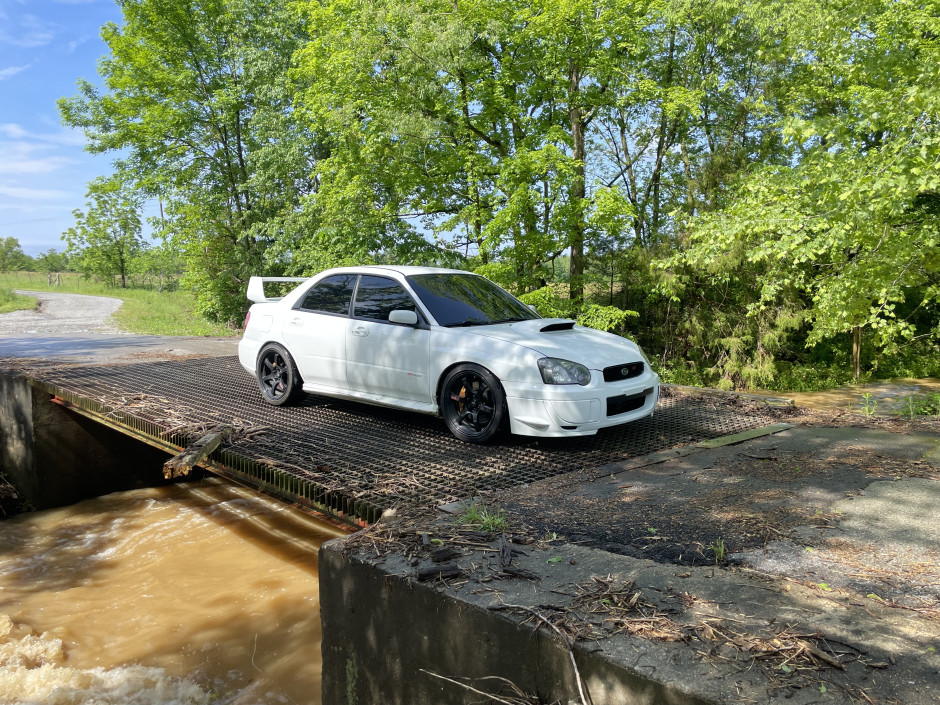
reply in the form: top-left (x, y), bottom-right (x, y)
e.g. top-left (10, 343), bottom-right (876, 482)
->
top-left (0, 0), bottom-right (126, 257)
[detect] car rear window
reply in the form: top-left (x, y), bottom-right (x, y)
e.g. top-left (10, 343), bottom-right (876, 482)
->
top-left (407, 273), bottom-right (539, 327)
top-left (296, 274), bottom-right (357, 315)
top-left (353, 276), bottom-right (417, 321)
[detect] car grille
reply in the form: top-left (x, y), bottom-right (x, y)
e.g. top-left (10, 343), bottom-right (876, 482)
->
top-left (603, 361), bottom-right (644, 383)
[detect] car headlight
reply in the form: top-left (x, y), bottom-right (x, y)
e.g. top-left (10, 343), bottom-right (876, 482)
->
top-left (538, 358), bottom-right (591, 386)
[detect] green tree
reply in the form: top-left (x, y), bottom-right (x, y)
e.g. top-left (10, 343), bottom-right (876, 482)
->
top-left (0, 237), bottom-right (32, 271)
top-left (295, 0), bottom-right (663, 298)
top-left (64, 178), bottom-right (145, 288)
top-left (665, 0), bottom-right (940, 382)
top-left (59, 0), bottom-right (325, 322)
top-left (35, 249), bottom-right (69, 275)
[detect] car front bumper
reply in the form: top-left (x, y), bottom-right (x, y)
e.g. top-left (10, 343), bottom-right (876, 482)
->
top-left (502, 373), bottom-right (660, 437)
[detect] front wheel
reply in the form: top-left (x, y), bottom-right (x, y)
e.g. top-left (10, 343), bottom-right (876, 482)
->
top-left (256, 343), bottom-right (303, 406)
top-left (440, 364), bottom-right (506, 444)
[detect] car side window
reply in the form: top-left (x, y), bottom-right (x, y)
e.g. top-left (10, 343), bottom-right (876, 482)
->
top-left (296, 274), bottom-right (357, 315)
top-left (353, 276), bottom-right (417, 322)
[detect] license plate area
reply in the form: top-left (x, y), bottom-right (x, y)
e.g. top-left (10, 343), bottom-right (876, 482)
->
top-left (606, 387), bottom-right (653, 417)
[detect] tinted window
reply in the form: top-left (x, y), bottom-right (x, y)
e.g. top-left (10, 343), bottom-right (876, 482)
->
top-left (407, 273), bottom-right (539, 327)
top-left (353, 276), bottom-right (416, 321)
top-left (297, 274), bottom-right (357, 315)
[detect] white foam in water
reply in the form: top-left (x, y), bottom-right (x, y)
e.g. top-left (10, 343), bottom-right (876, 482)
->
top-left (0, 615), bottom-right (211, 705)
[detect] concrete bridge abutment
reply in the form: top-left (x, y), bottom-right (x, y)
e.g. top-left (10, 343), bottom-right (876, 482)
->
top-left (0, 372), bottom-right (173, 511)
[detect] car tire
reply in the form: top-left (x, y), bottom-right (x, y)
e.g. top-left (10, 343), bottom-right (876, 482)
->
top-left (440, 363), bottom-right (506, 444)
top-left (256, 343), bottom-right (303, 406)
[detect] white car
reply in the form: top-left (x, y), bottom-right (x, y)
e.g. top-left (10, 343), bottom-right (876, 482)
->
top-left (238, 266), bottom-right (659, 443)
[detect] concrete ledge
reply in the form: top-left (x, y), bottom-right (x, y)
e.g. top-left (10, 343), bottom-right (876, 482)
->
top-left (319, 543), bottom-right (714, 705)
top-left (320, 522), bottom-right (940, 705)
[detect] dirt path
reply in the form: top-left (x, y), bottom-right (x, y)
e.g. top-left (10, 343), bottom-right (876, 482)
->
top-left (0, 290), bottom-right (123, 336)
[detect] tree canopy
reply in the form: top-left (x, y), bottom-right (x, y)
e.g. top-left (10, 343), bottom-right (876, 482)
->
top-left (57, 0), bottom-right (940, 387)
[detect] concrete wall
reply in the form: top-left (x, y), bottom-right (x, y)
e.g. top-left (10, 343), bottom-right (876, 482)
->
top-left (0, 372), bottom-right (174, 510)
top-left (319, 542), bottom-right (712, 705)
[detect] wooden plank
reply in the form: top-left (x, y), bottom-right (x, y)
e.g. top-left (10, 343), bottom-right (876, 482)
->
top-left (163, 425), bottom-right (230, 479)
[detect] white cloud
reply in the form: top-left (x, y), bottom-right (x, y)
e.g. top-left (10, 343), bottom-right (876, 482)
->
top-left (0, 135), bottom-right (77, 175)
top-left (67, 35), bottom-right (90, 53)
top-left (0, 123), bottom-right (86, 147)
top-left (0, 13), bottom-right (57, 48)
top-left (0, 184), bottom-right (72, 200)
top-left (0, 64), bottom-right (29, 80)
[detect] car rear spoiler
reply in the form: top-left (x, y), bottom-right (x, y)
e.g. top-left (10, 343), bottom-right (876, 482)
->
top-left (246, 276), bottom-right (310, 303)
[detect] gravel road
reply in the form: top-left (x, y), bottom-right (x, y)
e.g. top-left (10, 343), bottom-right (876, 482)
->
top-left (0, 290), bottom-right (123, 336)
top-left (0, 290), bottom-right (237, 362)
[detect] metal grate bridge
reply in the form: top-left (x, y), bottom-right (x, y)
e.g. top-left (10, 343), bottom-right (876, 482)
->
top-left (23, 356), bottom-right (776, 526)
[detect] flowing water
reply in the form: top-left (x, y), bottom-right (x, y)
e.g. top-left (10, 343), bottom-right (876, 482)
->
top-left (0, 477), bottom-right (347, 705)
top-left (750, 377), bottom-right (940, 415)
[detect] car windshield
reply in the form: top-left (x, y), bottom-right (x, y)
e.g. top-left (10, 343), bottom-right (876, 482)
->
top-left (407, 273), bottom-right (540, 327)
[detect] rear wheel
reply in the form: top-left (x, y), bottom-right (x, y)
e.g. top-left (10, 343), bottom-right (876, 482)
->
top-left (440, 364), bottom-right (506, 444)
top-left (256, 343), bottom-right (303, 406)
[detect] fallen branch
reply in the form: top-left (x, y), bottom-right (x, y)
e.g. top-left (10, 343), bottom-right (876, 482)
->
top-left (419, 670), bottom-right (541, 705)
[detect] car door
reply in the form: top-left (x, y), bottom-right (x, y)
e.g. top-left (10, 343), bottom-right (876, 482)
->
top-left (346, 275), bottom-right (431, 402)
top-left (281, 273), bottom-right (357, 391)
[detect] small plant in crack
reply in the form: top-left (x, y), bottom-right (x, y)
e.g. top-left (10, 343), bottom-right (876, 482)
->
top-left (709, 537), bottom-right (726, 564)
top-left (456, 500), bottom-right (508, 533)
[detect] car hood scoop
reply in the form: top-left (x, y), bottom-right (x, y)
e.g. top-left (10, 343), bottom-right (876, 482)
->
top-left (467, 318), bottom-right (645, 368)
top-left (540, 320), bottom-right (575, 332)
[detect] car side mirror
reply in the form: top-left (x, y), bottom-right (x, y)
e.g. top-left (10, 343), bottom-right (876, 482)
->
top-left (389, 309), bottom-right (418, 326)
top-left (528, 304), bottom-right (537, 313)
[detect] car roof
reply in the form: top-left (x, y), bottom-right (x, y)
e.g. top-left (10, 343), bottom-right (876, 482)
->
top-left (321, 265), bottom-right (475, 277)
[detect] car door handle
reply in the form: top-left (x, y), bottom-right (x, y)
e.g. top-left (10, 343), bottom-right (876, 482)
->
top-left (351, 326), bottom-right (369, 337)
top-left (288, 317), bottom-right (303, 327)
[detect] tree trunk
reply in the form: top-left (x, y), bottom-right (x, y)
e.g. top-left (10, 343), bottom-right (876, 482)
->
top-left (852, 326), bottom-right (861, 379)
top-left (568, 59), bottom-right (586, 304)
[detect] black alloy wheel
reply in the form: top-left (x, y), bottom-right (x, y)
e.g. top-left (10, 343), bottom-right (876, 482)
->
top-left (440, 363), bottom-right (506, 444)
top-left (257, 343), bottom-right (303, 406)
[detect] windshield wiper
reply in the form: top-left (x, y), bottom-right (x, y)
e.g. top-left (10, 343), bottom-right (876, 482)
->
top-left (489, 316), bottom-right (529, 324)
top-left (444, 318), bottom-right (489, 328)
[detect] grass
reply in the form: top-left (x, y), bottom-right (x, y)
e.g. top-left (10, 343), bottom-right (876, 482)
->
top-left (898, 392), bottom-right (940, 417)
top-left (456, 500), bottom-right (509, 533)
top-left (0, 271), bottom-right (238, 337)
top-left (0, 287), bottom-right (37, 314)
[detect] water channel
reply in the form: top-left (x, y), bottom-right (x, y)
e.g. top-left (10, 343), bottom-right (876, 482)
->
top-left (0, 477), bottom-right (345, 705)
top-left (750, 377), bottom-right (940, 415)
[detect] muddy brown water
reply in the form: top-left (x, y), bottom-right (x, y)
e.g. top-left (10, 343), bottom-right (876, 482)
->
top-left (751, 377), bottom-right (940, 414)
top-left (0, 477), bottom-right (345, 705)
